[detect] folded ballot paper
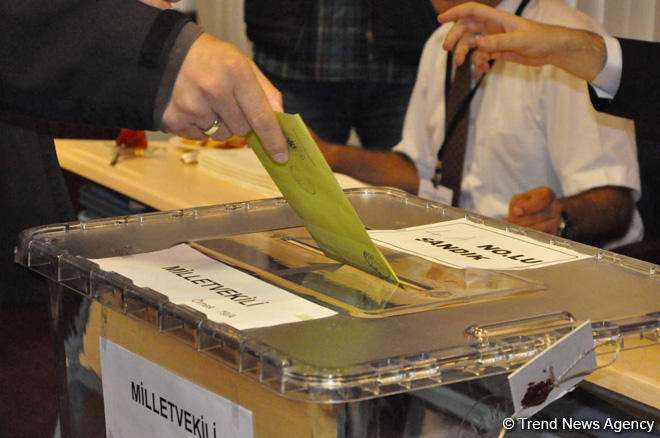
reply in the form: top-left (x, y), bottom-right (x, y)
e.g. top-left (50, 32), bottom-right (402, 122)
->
top-left (247, 113), bottom-right (399, 285)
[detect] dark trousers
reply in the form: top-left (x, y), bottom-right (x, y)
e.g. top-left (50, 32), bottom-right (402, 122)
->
top-left (269, 76), bottom-right (414, 150)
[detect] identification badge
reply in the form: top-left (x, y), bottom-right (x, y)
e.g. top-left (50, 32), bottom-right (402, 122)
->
top-left (418, 179), bottom-right (454, 205)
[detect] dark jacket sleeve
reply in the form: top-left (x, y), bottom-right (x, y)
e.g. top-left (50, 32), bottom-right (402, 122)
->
top-left (0, 1), bottom-right (191, 131)
top-left (589, 38), bottom-right (660, 137)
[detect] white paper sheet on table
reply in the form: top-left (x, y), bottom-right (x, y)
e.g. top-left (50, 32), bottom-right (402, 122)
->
top-left (368, 219), bottom-right (592, 270)
top-left (196, 148), bottom-right (367, 197)
top-left (93, 244), bottom-right (336, 330)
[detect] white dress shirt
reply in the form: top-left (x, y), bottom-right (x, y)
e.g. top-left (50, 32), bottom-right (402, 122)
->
top-left (591, 35), bottom-right (623, 99)
top-left (394, 0), bottom-right (642, 248)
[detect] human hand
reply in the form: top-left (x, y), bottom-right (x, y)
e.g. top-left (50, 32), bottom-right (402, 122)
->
top-left (507, 186), bottom-right (562, 235)
top-left (438, 2), bottom-right (606, 80)
top-left (161, 33), bottom-right (288, 163)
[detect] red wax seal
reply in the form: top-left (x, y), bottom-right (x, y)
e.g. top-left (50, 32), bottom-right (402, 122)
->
top-left (521, 367), bottom-right (556, 408)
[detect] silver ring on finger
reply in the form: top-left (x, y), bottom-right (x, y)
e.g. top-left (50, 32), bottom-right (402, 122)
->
top-left (202, 119), bottom-right (222, 137)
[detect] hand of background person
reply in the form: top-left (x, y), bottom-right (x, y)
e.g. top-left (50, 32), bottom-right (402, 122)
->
top-left (161, 34), bottom-right (288, 163)
top-left (507, 186), bottom-right (562, 235)
top-left (438, 2), bottom-right (606, 80)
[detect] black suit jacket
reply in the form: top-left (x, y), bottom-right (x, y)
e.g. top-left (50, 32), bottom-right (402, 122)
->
top-left (0, 3), bottom-right (189, 307)
top-left (589, 38), bottom-right (659, 144)
top-left (589, 38), bottom-right (660, 248)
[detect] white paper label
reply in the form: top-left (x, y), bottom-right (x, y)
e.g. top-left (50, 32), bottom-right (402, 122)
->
top-left (100, 338), bottom-right (253, 438)
top-left (93, 244), bottom-right (336, 330)
top-left (508, 321), bottom-right (596, 419)
top-left (368, 219), bottom-right (591, 270)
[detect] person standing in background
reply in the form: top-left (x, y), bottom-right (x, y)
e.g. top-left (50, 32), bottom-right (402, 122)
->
top-left (438, 2), bottom-right (660, 261)
top-left (315, 0), bottom-right (643, 250)
top-left (438, 2), bottom-right (659, 136)
top-left (245, 0), bottom-right (438, 150)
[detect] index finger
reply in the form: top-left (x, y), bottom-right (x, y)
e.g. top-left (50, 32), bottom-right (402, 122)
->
top-left (439, 3), bottom-right (494, 23)
top-left (441, 2), bottom-right (527, 39)
top-left (249, 59), bottom-right (284, 112)
top-left (439, 2), bottom-right (506, 28)
top-left (234, 68), bottom-right (288, 163)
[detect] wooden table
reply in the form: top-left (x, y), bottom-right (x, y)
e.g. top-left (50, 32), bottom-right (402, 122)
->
top-left (55, 138), bottom-right (271, 211)
top-left (55, 138), bottom-right (660, 410)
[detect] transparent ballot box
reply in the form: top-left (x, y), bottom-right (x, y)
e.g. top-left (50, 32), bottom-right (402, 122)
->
top-left (16, 188), bottom-right (659, 437)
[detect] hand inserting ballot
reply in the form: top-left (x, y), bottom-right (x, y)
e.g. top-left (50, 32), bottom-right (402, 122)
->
top-left (161, 34), bottom-right (289, 163)
top-left (507, 186), bottom-right (562, 236)
top-left (138, 0), bottom-right (289, 164)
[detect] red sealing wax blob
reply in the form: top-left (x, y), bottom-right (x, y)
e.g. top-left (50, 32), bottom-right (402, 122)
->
top-left (116, 129), bottom-right (148, 149)
top-left (521, 378), bottom-right (554, 408)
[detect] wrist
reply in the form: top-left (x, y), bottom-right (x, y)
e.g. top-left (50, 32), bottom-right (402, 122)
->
top-left (550, 26), bottom-right (606, 81)
top-left (582, 30), bottom-right (607, 81)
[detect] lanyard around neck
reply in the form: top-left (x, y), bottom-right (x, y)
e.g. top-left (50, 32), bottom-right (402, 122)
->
top-left (436, 0), bottom-right (532, 168)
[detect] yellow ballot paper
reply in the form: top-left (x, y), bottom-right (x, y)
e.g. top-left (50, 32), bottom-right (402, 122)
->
top-left (247, 113), bottom-right (399, 285)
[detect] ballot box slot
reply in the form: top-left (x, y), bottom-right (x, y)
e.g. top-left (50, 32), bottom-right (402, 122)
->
top-left (278, 235), bottom-right (432, 292)
top-left (191, 227), bottom-right (544, 319)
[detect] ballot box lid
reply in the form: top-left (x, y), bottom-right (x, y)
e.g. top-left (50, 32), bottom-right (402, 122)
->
top-left (16, 188), bottom-right (659, 403)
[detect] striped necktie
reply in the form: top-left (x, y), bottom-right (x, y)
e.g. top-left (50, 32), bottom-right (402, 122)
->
top-left (439, 53), bottom-right (473, 207)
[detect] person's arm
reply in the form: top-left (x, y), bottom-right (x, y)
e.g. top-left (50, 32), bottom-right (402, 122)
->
top-left (507, 48), bottom-right (639, 247)
top-left (438, 2), bottom-right (660, 132)
top-left (0, 3), bottom-right (188, 128)
top-left (0, 1), bottom-right (288, 162)
top-left (316, 139), bottom-right (420, 194)
top-left (159, 33), bottom-right (288, 161)
top-left (437, 3), bottom-right (608, 81)
top-left (589, 38), bottom-right (660, 126)
top-left (507, 186), bottom-right (633, 246)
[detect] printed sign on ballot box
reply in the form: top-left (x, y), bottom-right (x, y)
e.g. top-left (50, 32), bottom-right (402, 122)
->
top-left (101, 338), bottom-right (253, 438)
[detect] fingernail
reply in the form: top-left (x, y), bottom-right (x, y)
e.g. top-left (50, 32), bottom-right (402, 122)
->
top-left (273, 152), bottom-right (288, 163)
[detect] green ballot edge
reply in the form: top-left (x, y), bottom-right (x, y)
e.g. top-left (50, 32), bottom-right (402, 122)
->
top-left (247, 112), bottom-right (399, 286)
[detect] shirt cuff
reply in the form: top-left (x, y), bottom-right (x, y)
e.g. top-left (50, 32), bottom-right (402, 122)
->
top-left (590, 35), bottom-right (622, 99)
top-left (152, 22), bottom-right (204, 129)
